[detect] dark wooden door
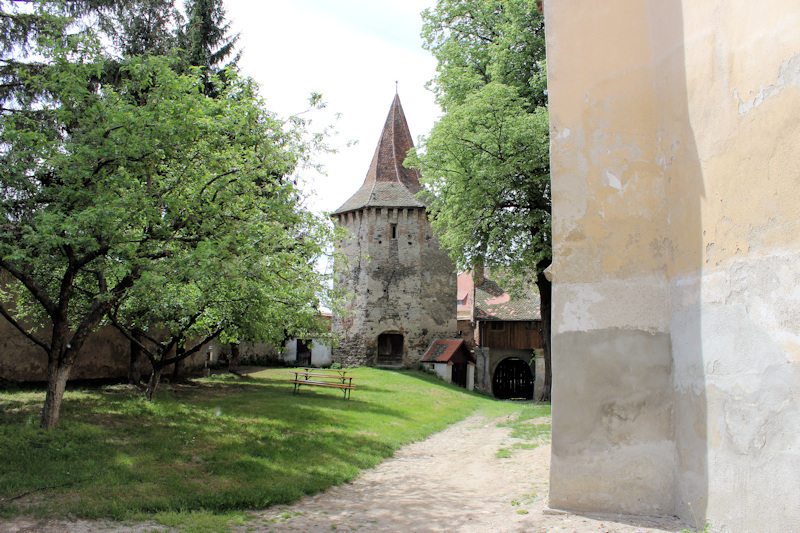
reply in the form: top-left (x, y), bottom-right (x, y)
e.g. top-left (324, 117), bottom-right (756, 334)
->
top-left (297, 339), bottom-right (311, 366)
top-left (377, 333), bottom-right (404, 365)
top-left (492, 358), bottom-right (533, 400)
top-left (452, 362), bottom-right (468, 388)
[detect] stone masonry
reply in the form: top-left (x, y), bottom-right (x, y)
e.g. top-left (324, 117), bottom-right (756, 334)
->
top-left (331, 95), bottom-right (456, 367)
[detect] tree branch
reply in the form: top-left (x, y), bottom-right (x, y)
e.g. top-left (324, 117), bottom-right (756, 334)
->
top-left (0, 304), bottom-right (49, 353)
top-left (0, 259), bottom-right (56, 316)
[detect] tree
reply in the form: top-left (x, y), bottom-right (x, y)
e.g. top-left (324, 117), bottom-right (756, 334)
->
top-left (408, 0), bottom-right (552, 400)
top-left (110, 207), bottom-right (337, 400)
top-left (179, 0), bottom-right (240, 96)
top-left (105, 0), bottom-right (180, 57)
top-left (0, 12), bottom-right (326, 427)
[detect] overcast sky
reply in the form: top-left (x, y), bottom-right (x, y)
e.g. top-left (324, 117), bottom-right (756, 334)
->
top-left (224, 0), bottom-right (440, 214)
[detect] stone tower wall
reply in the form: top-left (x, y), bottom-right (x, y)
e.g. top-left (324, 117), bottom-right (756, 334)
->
top-left (332, 206), bottom-right (456, 366)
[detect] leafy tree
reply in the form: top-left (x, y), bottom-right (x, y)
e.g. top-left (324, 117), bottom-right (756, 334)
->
top-left (110, 207), bottom-right (337, 400)
top-left (0, 7), bottom-right (329, 427)
top-left (408, 0), bottom-right (552, 400)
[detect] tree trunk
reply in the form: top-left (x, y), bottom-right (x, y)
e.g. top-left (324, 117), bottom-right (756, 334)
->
top-left (171, 335), bottom-right (185, 382)
top-left (228, 341), bottom-right (240, 374)
top-left (145, 366), bottom-right (163, 401)
top-left (172, 357), bottom-right (185, 382)
top-left (41, 355), bottom-right (72, 429)
top-left (128, 329), bottom-right (144, 385)
top-left (536, 267), bottom-right (552, 403)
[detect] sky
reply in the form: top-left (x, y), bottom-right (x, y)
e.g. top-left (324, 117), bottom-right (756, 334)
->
top-left (224, 0), bottom-right (441, 214)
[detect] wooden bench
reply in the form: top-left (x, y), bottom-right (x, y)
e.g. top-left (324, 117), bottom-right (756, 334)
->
top-left (288, 369), bottom-right (356, 400)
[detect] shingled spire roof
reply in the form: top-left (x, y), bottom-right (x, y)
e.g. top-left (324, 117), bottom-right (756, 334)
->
top-left (333, 94), bottom-right (427, 214)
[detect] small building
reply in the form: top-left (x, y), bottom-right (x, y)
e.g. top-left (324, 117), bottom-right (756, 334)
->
top-left (458, 267), bottom-right (543, 399)
top-left (420, 339), bottom-right (475, 390)
top-left (280, 312), bottom-right (333, 367)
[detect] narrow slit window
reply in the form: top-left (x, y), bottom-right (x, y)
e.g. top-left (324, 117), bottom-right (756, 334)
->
top-left (391, 223), bottom-right (397, 239)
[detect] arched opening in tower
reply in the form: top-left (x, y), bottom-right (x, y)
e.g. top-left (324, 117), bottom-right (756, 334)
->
top-left (377, 333), bottom-right (404, 366)
top-left (492, 358), bottom-right (534, 400)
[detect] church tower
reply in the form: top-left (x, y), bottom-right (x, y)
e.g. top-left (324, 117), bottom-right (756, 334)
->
top-left (331, 95), bottom-right (456, 367)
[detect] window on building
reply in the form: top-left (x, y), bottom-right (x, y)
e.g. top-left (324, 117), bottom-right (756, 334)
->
top-left (490, 321), bottom-right (504, 331)
top-left (391, 223), bottom-right (397, 239)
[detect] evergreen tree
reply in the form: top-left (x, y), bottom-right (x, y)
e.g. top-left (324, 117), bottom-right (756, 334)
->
top-left (106, 0), bottom-right (180, 57)
top-left (180, 0), bottom-right (240, 96)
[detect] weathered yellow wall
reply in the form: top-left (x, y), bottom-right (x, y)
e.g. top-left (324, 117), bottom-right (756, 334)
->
top-left (547, 0), bottom-right (800, 529)
top-left (547, 0), bottom-right (676, 515)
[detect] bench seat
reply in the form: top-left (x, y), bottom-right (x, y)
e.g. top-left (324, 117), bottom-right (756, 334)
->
top-left (288, 373), bottom-right (357, 399)
top-left (287, 379), bottom-right (355, 390)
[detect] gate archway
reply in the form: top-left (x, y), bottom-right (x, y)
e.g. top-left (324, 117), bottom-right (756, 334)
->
top-left (492, 358), bottom-right (534, 400)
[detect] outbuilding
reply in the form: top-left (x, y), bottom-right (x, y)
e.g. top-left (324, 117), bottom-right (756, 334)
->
top-left (421, 339), bottom-right (475, 390)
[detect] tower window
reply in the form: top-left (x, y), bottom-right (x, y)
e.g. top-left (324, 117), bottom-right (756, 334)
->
top-left (391, 223), bottom-right (397, 239)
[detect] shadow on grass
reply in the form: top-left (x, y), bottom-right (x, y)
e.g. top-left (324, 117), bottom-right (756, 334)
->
top-left (0, 367), bottom-right (491, 520)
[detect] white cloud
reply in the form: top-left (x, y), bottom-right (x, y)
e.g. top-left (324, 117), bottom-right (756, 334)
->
top-left (225, 1), bottom-right (440, 213)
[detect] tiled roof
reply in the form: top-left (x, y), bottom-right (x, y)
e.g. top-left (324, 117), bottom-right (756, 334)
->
top-left (333, 94), bottom-right (426, 214)
top-left (456, 272), bottom-right (472, 316)
top-left (421, 339), bottom-right (475, 365)
top-left (468, 271), bottom-right (541, 321)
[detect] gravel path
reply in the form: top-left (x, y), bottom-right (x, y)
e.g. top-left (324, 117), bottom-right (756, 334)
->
top-left (3, 413), bottom-right (690, 532)
top-left (238, 413), bottom-right (688, 533)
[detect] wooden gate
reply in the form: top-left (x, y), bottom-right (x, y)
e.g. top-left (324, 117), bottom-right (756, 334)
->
top-left (452, 362), bottom-right (468, 388)
top-left (492, 358), bottom-right (534, 400)
top-left (377, 333), bottom-right (404, 365)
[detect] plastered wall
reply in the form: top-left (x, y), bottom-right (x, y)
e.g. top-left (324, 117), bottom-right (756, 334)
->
top-left (546, 0), bottom-right (800, 529)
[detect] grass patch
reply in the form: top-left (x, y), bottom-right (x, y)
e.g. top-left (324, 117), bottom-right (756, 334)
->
top-left (0, 367), bottom-right (542, 528)
top-left (495, 402), bottom-right (551, 458)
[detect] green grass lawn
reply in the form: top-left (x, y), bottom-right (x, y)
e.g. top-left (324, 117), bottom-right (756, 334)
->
top-left (0, 367), bottom-right (549, 528)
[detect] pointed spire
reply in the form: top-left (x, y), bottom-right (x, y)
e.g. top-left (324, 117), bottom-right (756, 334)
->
top-left (333, 94), bottom-right (426, 214)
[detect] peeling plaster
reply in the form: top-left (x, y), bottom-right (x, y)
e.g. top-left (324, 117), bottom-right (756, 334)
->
top-left (734, 53), bottom-right (800, 115)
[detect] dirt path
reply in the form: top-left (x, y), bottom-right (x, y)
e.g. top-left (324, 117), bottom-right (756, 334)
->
top-left (237, 413), bottom-right (688, 533)
top-left (4, 413), bottom-right (689, 533)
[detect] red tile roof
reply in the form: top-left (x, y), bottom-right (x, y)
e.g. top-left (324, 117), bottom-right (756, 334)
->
top-left (333, 94), bottom-right (426, 214)
top-left (421, 339), bottom-right (475, 365)
top-left (460, 270), bottom-right (541, 321)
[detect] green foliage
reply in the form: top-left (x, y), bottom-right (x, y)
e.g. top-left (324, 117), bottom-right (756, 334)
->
top-left (494, 402), bottom-right (551, 458)
top-left (179, 0), bottom-right (240, 96)
top-left (409, 82), bottom-right (550, 276)
top-left (0, 2), bottom-right (340, 424)
top-left (0, 368), bottom-right (530, 524)
top-left (410, 0), bottom-right (549, 281)
top-left (106, 0), bottom-right (181, 57)
top-left (410, 0), bottom-right (552, 401)
top-left (421, 0), bottom-right (546, 112)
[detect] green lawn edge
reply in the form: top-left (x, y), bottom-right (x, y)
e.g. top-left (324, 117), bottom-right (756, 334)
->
top-left (0, 367), bottom-right (548, 528)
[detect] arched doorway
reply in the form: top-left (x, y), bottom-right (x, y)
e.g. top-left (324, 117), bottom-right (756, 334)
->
top-left (492, 358), bottom-right (534, 400)
top-left (377, 333), bottom-right (404, 365)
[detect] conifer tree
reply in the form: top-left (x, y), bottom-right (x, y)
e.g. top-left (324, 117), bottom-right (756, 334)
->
top-left (180, 0), bottom-right (240, 96)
